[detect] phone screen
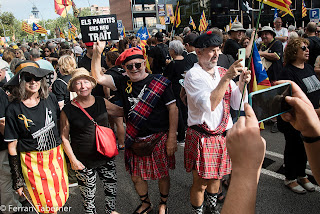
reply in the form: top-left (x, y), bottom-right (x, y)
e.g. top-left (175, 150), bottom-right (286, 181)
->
top-left (249, 83), bottom-right (292, 122)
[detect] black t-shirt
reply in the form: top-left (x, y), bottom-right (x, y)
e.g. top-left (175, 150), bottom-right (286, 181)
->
top-left (164, 59), bottom-right (185, 98)
top-left (307, 36), bottom-right (320, 68)
top-left (52, 75), bottom-right (72, 103)
top-left (0, 88), bottom-right (9, 151)
top-left (106, 66), bottom-right (125, 103)
top-left (223, 39), bottom-right (242, 61)
top-left (259, 39), bottom-right (283, 81)
top-left (4, 93), bottom-right (62, 152)
top-left (149, 43), bottom-right (170, 74)
top-left (78, 54), bottom-right (107, 72)
top-left (183, 51), bottom-right (198, 71)
top-left (111, 74), bottom-right (175, 137)
top-left (62, 96), bottom-right (111, 168)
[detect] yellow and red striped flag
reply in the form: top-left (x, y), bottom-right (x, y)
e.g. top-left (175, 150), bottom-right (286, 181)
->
top-left (58, 26), bottom-right (65, 39)
top-left (198, 10), bottom-right (208, 32)
top-left (302, 0), bottom-right (307, 18)
top-left (55, 0), bottom-right (72, 18)
top-left (22, 22), bottom-right (34, 35)
top-left (174, 1), bottom-right (181, 28)
top-left (68, 21), bottom-right (77, 36)
top-left (32, 23), bottom-right (47, 34)
top-left (257, 0), bottom-right (294, 17)
top-left (189, 16), bottom-right (196, 30)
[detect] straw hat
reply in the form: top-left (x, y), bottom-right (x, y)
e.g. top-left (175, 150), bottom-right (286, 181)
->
top-left (229, 22), bottom-right (246, 33)
top-left (68, 68), bottom-right (97, 92)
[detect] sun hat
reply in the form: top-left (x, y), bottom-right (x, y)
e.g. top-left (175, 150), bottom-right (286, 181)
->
top-left (68, 68), bottom-right (97, 92)
top-left (115, 47), bottom-right (144, 65)
top-left (229, 22), bottom-right (246, 33)
top-left (193, 31), bottom-right (223, 48)
top-left (258, 26), bottom-right (276, 37)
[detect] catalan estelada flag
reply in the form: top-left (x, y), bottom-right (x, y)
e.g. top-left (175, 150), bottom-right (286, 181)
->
top-left (58, 26), bottom-right (65, 39)
top-left (199, 10), bottom-right (208, 32)
top-left (229, 16), bottom-right (233, 29)
top-left (22, 22), bottom-right (34, 35)
top-left (189, 16), bottom-right (196, 30)
top-left (120, 26), bottom-right (126, 38)
top-left (68, 22), bottom-right (77, 36)
top-left (174, 1), bottom-right (181, 28)
top-left (32, 23), bottom-right (47, 34)
top-left (257, 0), bottom-right (294, 17)
top-left (302, 0), bottom-right (307, 18)
top-left (55, 0), bottom-right (72, 18)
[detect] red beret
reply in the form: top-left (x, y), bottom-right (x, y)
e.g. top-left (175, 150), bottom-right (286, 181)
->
top-left (115, 47), bottom-right (144, 65)
top-left (85, 42), bottom-right (94, 47)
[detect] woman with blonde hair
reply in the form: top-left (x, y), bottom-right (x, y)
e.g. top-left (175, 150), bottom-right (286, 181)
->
top-left (52, 55), bottom-right (77, 109)
top-left (15, 49), bottom-right (26, 60)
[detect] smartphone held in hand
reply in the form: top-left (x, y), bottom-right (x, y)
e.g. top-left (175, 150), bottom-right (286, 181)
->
top-left (238, 48), bottom-right (246, 68)
top-left (248, 83), bottom-right (292, 122)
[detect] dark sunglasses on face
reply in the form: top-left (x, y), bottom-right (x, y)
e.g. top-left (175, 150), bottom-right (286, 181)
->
top-left (126, 62), bottom-right (143, 70)
top-left (23, 74), bottom-right (43, 82)
top-left (301, 46), bottom-right (308, 51)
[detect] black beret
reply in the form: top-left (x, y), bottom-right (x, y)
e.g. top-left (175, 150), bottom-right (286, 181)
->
top-left (193, 31), bottom-right (223, 48)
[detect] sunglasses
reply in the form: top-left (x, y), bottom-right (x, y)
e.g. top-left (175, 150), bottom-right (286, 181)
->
top-left (23, 74), bottom-right (43, 82)
top-left (126, 62), bottom-right (143, 70)
top-left (301, 46), bottom-right (308, 51)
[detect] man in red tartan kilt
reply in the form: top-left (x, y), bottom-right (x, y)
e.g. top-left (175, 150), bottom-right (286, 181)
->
top-left (91, 41), bottom-right (178, 214)
top-left (184, 32), bottom-right (251, 214)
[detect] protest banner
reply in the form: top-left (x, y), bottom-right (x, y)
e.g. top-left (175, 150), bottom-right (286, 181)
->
top-left (79, 14), bottom-right (118, 43)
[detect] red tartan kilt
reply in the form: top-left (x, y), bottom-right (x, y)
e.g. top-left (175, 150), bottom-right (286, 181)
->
top-left (125, 132), bottom-right (175, 180)
top-left (184, 127), bottom-right (231, 179)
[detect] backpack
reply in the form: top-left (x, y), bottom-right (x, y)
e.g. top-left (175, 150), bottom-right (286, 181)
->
top-left (156, 43), bottom-right (170, 71)
top-left (308, 37), bottom-right (320, 65)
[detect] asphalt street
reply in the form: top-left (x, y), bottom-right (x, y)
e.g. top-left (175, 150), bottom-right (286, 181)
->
top-left (12, 122), bottom-right (320, 214)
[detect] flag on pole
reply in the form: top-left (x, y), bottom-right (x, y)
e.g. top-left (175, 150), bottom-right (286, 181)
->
top-left (55, 0), bottom-right (72, 18)
top-left (136, 27), bottom-right (151, 70)
top-left (120, 26), bottom-right (126, 38)
top-left (174, 1), bottom-right (181, 28)
top-left (257, 0), bottom-right (294, 17)
top-left (274, 8), bottom-right (278, 20)
top-left (302, 0), bottom-right (307, 18)
top-left (229, 16), bottom-right (233, 29)
top-left (58, 26), bottom-right (65, 38)
top-left (68, 29), bottom-right (75, 40)
top-left (72, 0), bottom-right (80, 17)
top-left (199, 10), bottom-right (208, 32)
top-left (234, 15), bottom-right (239, 23)
top-left (68, 21), bottom-right (77, 36)
top-left (32, 23), bottom-right (47, 34)
top-left (22, 22), bottom-right (34, 35)
top-left (189, 16), bottom-right (196, 30)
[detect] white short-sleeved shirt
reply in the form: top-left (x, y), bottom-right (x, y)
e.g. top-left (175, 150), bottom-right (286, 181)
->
top-left (275, 27), bottom-right (288, 51)
top-left (184, 63), bottom-right (247, 131)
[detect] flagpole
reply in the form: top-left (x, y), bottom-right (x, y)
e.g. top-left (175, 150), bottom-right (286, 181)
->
top-left (64, 2), bottom-right (75, 55)
top-left (237, 0), bottom-right (264, 119)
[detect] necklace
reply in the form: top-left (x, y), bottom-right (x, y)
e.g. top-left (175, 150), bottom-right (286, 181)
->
top-left (208, 71), bottom-right (215, 79)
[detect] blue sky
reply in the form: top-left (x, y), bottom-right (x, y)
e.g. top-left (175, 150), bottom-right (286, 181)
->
top-left (1, 0), bottom-right (109, 21)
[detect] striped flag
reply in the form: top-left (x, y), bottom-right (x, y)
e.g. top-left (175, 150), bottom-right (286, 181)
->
top-left (55, 0), bottom-right (72, 18)
top-left (22, 22), bottom-right (34, 35)
top-left (174, 1), bottom-right (181, 28)
top-left (189, 16), bottom-right (196, 30)
top-left (257, 0), bottom-right (294, 17)
top-left (120, 26), bottom-right (126, 38)
top-left (32, 23), bottom-right (47, 34)
top-left (234, 15), bottom-right (239, 23)
top-left (58, 26), bottom-right (65, 39)
top-left (229, 16), bottom-right (233, 30)
top-left (68, 22), bottom-right (77, 36)
top-left (198, 10), bottom-right (208, 32)
top-left (302, 0), bottom-right (307, 18)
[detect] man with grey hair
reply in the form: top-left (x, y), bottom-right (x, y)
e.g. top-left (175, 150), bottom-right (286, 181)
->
top-left (274, 17), bottom-right (288, 50)
top-left (306, 22), bottom-right (320, 68)
top-left (183, 27), bottom-right (191, 36)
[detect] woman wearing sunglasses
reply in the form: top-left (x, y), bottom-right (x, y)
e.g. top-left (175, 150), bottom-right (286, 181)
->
top-left (4, 61), bottom-right (69, 213)
top-left (278, 37), bottom-right (320, 194)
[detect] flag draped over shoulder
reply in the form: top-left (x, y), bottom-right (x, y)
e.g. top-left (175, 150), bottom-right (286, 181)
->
top-left (257, 0), bottom-right (294, 17)
top-left (174, 1), bottom-right (181, 28)
top-left (189, 16), bottom-right (196, 30)
top-left (55, 0), bottom-right (72, 18)
top-left (302, 0), bottom-right (307, 18)
top-left (22, 22), bottom-right (34, 35)
top-left (199, 10), bottom-right (208, 32)
top-left (32, 23), bottom-right (47, 34)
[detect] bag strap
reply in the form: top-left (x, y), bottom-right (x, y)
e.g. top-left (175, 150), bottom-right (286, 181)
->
top-left (57, 78), bottom-right (68, 85)
top-left (73, 99), bottom-right (97, 125)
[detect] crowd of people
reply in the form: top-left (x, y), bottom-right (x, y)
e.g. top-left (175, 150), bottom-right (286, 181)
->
top-left (0, 18), bottom-right (320, 214)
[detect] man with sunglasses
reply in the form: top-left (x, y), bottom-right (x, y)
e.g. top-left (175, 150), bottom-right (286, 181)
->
top-left (92, 41), bottom-right (178, 214)
top-left (184, 32), bottom-right (251, 214)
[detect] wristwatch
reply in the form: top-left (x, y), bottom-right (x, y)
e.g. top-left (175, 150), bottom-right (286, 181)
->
top-left (300, 133), bottom-right (320, 144)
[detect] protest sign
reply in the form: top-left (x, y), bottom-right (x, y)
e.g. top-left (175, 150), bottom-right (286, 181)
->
top-left (79, 15), bottom-right (118, 43)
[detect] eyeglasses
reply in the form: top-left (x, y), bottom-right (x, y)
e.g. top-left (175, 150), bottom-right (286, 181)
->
top-left (23, 74), bottom-right (43, 82)
top-left (126, 62), bottom-right (143, 70)
top-left (301, 46), bottom-right (308, 51)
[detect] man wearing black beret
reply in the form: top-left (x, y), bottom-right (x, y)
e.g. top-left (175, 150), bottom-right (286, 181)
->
top-left (184, 31), bottom-right (251, 214)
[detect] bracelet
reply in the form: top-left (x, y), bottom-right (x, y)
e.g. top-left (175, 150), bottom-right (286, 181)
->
top-left (300, 133), bottom-right (320, 144)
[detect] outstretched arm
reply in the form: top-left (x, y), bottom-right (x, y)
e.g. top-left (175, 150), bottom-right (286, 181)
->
top-left (91, 40), bottom-right (117, 90)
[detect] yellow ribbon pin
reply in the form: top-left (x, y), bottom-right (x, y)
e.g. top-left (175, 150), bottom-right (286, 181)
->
top-left (125, 80), bottom-right (133, 94)
top-left (18, 114), bottom-right (34, 130)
